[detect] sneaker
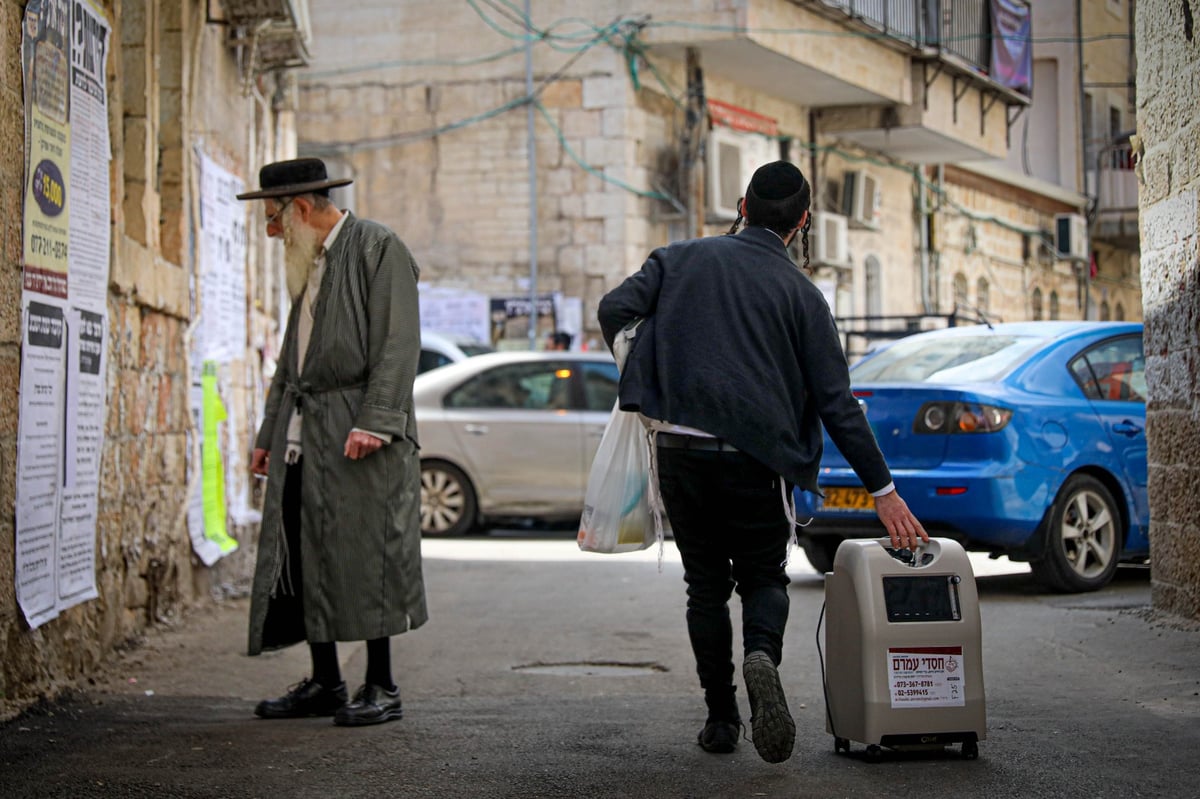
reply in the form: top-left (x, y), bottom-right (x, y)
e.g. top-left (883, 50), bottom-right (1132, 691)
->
top-left (697, 719), bottom-right (741, 754)
top-left (742, 651), bottom-right (795, 764)
top-left (333, 683), bottom-right (404, 727)
top-left (254, 678), bottom-right (348, 719)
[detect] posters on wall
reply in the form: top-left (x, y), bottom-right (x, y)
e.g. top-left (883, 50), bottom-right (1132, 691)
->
top-left (16, 0), bottom-right (111, 629)
top-left (185, 151), bottom-right (253, 566)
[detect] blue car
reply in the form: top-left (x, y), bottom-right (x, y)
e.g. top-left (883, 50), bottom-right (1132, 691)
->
top-left (796, 321), bottom-right (1148, 592)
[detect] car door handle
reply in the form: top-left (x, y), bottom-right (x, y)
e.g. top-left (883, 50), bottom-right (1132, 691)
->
top-left (1112, 420), bottom-right (1142, 438)
top-left (463, 424), bottom-right (489, 435)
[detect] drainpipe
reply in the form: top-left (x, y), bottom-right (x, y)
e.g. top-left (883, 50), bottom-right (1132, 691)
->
top-left (808, 110), bottom-right (819, 211)
top-left (1076, 0), bottom-right (1090, 319)
top-left (918, 164), bottom-right (931, 314)
top-left (936, 164), bottom-right (945, 316)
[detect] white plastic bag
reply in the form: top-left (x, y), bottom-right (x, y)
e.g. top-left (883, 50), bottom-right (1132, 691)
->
top-left (577, 404), bottom-right (655, 553)
top-left (577, 318), bottom-right (658, 553)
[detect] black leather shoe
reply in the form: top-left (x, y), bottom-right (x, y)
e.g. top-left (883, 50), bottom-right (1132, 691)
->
top-left (697, 719), bottom-right (742, 753)
top-left (255, 678), bottom-right (348, 719)
top-left (334, 683), bottom-right (404, 727)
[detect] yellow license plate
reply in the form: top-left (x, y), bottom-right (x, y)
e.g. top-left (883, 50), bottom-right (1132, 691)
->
top-left (821, 486), bottom-right (875, 511)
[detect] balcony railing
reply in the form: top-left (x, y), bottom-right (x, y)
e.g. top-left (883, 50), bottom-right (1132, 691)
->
top-left (816, 0), bottom-right (1023, 76)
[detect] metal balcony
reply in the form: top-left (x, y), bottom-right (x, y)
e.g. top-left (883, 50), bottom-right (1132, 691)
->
top-left (816, 0), bottom-right (1015, 78)
top-left (222, 0), bottom-right (311, 70)
top-left (1087, 138), bottom-right (1139, 249)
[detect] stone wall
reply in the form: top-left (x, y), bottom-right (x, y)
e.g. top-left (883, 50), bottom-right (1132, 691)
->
top-left (1137, 0), bottom-right (1200, 620)
top-left (0, 0), bottom-right (292, 715)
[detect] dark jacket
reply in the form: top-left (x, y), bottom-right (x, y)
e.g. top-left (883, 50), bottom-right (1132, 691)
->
top-left (249, 213), bottom-right (427, 655)
top-left (597, 226), bottom-right (890, 495)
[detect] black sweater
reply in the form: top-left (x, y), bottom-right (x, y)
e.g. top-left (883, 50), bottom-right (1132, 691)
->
top-left (597, 226), bottom-right (891, 494)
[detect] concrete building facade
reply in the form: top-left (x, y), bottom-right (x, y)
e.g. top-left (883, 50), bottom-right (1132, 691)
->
top-left (931, 0), bottom-right (1142, 344)
top-left (1136, 0), bottom-right (1200, 620)
top-left (296, 0), bottom-right (1030, 351)
top-left (1, 0), bottom-right (305, 714)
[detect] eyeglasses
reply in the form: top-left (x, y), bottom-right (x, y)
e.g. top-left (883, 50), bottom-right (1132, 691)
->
top-left (265, 196), bottom-right (294, 227)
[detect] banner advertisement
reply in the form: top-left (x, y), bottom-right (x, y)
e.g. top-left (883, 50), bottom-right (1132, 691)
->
top-left (990, 0), bottom-right (1033, 96)
top-left (489, 293), bottom-right (559, 348)
top-left (16, 0), bottom-right (111, 629)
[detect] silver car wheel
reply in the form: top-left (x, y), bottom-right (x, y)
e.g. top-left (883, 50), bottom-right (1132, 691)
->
top-left (1032, 474), bottom-right (1122, 592)
top-left (420, 461), bottom-right (477, 537)
top-left (1059, 488), bottom-right (1118, 580)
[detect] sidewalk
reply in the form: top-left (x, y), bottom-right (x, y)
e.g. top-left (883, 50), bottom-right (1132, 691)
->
top-left (2, 539), bottom-right (1198, 798)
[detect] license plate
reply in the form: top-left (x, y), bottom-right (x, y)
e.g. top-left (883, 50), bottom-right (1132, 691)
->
top-left (821, 486), bottom-right (875, 511)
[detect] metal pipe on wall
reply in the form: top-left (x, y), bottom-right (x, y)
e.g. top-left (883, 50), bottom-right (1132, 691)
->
top-left (1076, 0), bottom-right (1090, 319)
top-left (525, 0), bottom-right (540, 349)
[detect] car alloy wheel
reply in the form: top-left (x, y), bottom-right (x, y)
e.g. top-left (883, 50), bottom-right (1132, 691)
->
top-left (419, 460), bottom-right (478, 537)
top-left (1032, 474), bottom-right (1121, 592)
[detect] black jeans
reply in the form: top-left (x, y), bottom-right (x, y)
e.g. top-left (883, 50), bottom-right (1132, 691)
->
top-left (656, 446), bottom-right (792, 723)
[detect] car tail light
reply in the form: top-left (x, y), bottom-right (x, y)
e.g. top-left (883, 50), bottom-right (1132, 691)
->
top-left (914, 402), bottom-right (1012, 434)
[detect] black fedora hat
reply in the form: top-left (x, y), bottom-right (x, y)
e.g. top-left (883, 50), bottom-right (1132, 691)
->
top-left (236, 157), bottom-right (353, 200)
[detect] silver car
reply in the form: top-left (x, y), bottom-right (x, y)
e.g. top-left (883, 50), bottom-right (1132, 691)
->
top-left (414, 350), bottom-right (620, 536)
top-left (418, 331), bottom-right (495, 374)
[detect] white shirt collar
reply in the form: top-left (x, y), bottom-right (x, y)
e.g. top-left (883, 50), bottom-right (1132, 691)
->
top-left (321, 211), bottom-right (349, 255)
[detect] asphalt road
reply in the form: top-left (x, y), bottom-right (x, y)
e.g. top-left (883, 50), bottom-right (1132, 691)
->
top-left (2, 531), bottom-right (1198, 798)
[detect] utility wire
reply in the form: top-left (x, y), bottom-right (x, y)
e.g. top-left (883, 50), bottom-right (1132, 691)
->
top-left (301, 2), bottom-right (1090, 260)
top-left (304, 5), bottom-right (1127, 82)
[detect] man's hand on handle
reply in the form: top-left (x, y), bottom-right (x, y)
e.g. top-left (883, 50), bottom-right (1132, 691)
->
top-left (251, 447), bottom-right (270, 476)
top-left (874, 489), bottom-right (930, 550)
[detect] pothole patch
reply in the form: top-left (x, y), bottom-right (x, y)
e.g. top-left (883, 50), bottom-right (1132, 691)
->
top-left (512, 661), bottom-right (668, 677)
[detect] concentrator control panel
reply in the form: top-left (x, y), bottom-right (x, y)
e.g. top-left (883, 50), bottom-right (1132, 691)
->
top-left (882, 575), bottom-right (962, 623)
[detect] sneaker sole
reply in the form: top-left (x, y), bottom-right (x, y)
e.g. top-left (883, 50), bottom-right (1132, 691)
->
top-left (743, 652), bottom-right (795, 764)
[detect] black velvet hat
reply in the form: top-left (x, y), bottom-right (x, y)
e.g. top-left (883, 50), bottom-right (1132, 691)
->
top-left (236, 157), bottom-right (353, 200)
top-left (746, 160), bottom-right (806, 201)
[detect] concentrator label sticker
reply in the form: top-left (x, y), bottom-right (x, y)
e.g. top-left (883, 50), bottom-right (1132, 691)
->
top-left (887, 646), bottom-right (966, 708)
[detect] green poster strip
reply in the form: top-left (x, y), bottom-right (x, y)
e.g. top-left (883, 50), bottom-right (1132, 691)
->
top-left (201, 362), bottom-right (237, 553)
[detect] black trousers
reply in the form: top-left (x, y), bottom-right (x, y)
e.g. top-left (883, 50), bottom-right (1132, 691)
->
top-left (655, 446), bottom-right (792, 722)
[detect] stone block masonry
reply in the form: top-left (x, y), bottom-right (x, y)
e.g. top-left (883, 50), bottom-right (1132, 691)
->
top-left (1136, 0), bottom-right (1200, 621)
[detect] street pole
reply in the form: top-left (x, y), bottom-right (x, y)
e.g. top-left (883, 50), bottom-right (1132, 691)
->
top-left (525, 0), bottom-right (539, 349)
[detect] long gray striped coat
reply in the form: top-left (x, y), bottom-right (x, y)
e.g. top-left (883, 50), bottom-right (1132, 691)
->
top-left (248, 213), bottom-right (428, 656)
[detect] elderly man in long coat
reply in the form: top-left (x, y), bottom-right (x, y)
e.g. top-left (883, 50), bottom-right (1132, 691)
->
top-left (237, 158), bottom-right (427, 727)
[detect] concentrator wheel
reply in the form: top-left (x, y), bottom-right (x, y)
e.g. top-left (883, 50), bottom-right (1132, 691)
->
top-left (864, 744), bottom-right (883, 763)
top-left (834, 737), bottom-right (850, 755)
top-left (962, 740), bottom-right (979, 760)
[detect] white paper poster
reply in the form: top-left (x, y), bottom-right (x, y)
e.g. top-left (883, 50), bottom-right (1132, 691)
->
top-left (15, 302), bottom-right (67, 628)
top-left (418, 285), bottom-right (490, 345)
top-left (195, 151), bottom-right (248, 363)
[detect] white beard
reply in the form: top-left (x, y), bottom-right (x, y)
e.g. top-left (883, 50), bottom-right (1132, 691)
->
top-left (283, 212), bottom-right (322, 301)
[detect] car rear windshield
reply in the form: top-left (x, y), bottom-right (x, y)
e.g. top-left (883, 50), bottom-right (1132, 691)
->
top-left (459, 344), bottom-right (496, 357)
top-left (851, 334), bottom-right (1047, 384)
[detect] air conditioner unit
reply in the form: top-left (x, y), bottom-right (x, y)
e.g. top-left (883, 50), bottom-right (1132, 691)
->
top-left (843, 170), bottom-right (882, 229)
top-left (707, 127), bottom-right (779, 220)
top-left (809, 211), bottom-right (851, 268)
top-left (1055, 213), bottom-right (1089, 261)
